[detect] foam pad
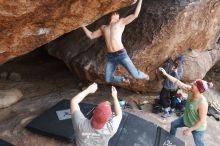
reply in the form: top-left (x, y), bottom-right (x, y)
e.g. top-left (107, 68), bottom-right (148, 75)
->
top-left (0, 139), bottom-right (14, 146)
top-left (26, 100), bottom-right (96, 142)
top-left (27, 99), bottom-right (185, 146)
top-left (115, 114), bottom-right (157, 146)
top-left (109, 112), bottom-right (129, 146)
top-left (207, 106), bottom-right (220, 121)
top-left (155, 127), bottom-right (185, 146)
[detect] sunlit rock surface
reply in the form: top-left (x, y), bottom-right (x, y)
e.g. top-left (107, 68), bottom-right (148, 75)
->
top-left (0, 0), bottom-right (132, 64)
top-left (46, 0), bottom-right (220, 92)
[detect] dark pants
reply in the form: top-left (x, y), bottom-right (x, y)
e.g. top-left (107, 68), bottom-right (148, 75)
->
top-left (159, 88), bottom-right (177, 108)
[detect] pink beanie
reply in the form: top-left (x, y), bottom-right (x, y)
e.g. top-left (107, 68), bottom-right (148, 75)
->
top-left (195, 79), bottom-right (213, 93)
top-left (91, 102), bottom-right (112, 129)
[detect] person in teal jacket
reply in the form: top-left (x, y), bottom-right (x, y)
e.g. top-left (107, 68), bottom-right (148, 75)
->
top-left (159, 67), bottom-right (213, 146)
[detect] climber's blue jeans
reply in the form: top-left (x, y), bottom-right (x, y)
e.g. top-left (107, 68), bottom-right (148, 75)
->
top-left (105, 49), bottom-right (147, 83)
top-left (170, 117), bottom-right (205, 146)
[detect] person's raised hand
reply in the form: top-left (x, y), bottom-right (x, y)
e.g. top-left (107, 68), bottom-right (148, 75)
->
top-left (159, 67), bottom-right (167, 75)
top-left (111, 86), bottom-right (117, 99)
top-left (87, 83), bottom-right (98, 94)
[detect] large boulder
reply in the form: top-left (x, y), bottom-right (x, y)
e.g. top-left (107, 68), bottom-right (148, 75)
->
top-left (183, 49), bottom-right (220, 82)
top-left (46, 0), bottom-right (220, 92)
top-left (0, 0), bottom-right (133, 64)
top-left (0, 88), bottom-right (23, 108)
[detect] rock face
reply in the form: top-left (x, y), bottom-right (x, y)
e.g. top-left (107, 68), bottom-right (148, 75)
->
top-left (0, 0), bottom-right (132, 64)
top-left (183, 49), bottom-right (220, 82)
top-left (205, 59), bottom-right (220, 92)
top-left (0, 88), bottom-right (23, 108)
top-left (46, 0), bottom-right (220, 92)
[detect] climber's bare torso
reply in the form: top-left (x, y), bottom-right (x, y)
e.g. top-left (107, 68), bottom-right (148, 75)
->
top-left (82, 0), bottom-right (143, 53)
top-left (101, 21), bottom-right (125, 53)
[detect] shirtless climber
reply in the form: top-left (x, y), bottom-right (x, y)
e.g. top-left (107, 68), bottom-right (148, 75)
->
top-left (81, 0), bottom-right (149, 84)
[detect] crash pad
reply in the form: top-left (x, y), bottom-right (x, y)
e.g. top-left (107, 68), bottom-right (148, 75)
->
top-left (26, 99), bottom-right (185, 146)
top-left (0, 139), bottom-right (14, 146)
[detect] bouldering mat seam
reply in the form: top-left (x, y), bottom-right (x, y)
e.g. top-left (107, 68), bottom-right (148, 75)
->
top-left (154, 126), bottom-right (161, 146)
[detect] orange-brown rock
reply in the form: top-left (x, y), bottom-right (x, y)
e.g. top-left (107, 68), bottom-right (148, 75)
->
top-left (0, 0), bottom-right (133, 64)
top-left (46, 0), bottom-right (220, 92)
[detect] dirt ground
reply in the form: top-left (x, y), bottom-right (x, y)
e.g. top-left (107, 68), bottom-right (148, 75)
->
top-left (0, 50), bottom-right (219, 146)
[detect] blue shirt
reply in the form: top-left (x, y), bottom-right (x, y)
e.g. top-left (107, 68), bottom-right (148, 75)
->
top-left (163, 62), bottom-right (183, 90)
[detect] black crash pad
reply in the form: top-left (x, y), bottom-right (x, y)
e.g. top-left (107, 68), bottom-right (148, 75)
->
top-left (154, 127), bottom-right (185, 146)
top-left (26, 100), bottom-right (95, 142)
top-left (207, 105), bottom-right (220, 121)
top-left (0, 139), bottom-right (14, 146)
top-left (115, 114), bottom-right (157, 146)
top-left (27, 99), bottom-right (185, 146)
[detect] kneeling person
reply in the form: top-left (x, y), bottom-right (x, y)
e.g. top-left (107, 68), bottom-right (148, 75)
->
top-left (71, 83), bottom-right (122, 146)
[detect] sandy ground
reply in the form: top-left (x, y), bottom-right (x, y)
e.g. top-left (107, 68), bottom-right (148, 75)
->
top-left (0, 50), bottom-right (219, 146)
